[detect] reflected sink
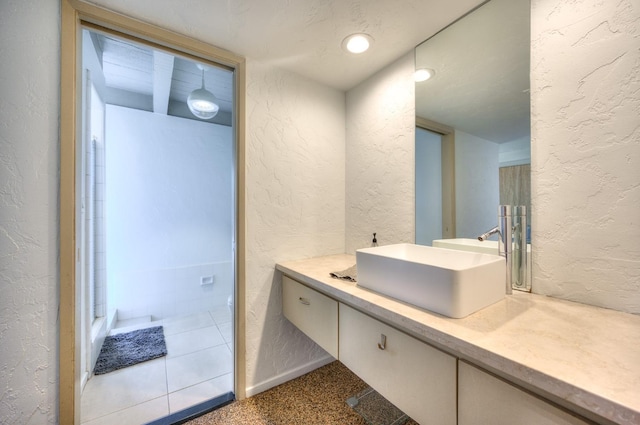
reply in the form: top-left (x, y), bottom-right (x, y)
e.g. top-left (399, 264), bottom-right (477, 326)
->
top-left (356, 243), bottom-right (505, 318)
top-left (432, 238), bottom-right (500, 255)
top-left (432, 238), bottom-right (531, 287)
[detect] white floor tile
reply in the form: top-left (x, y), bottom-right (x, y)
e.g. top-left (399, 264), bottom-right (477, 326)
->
top-left (162, 311), bottom-right (214, 335)
top-left (164, 325), bottom-right (225, 358)
top-left (81, 396), bottom-right (169, 425)
top-left (166, 345), bottom-right (233, 393)
top-left (210, 306), bottom-right (232, 325)
top-left (81, 311), bottom-right (234, 424)
top-left (81, 358), bottom-right (167, 422)
top-left (217, 322), bottom-right (233, 344)
top-left (168, 373), bottom-right (234, 414)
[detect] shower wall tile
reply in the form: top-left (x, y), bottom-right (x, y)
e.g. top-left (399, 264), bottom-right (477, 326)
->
top-left (94, 200), bottom-right (104, 219)
top-left (105, 106), bottom-right (233, 316)
top-left (158, 301), bottom-right (177, 320)
top-left (111, 261), bottom-right (233, 322)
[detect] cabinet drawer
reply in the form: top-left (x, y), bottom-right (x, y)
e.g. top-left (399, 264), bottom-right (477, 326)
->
top-left (282, 276), bottom-right (338, 358)
top-left (458, 362), bottom-right (590, 425)
top-left (339, 303), bottom-right (456, 425)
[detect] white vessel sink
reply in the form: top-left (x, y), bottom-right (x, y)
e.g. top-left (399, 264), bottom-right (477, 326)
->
top-left (356, 243), bottom-right (505, 318)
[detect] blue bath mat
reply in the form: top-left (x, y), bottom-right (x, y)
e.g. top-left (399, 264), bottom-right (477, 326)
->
top-left (94, 326), bottom-right (167, 375)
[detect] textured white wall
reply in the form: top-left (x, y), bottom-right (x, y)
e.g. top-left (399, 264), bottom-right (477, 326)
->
top-left (348, 1), bottom-right (639, 314)
top-left (0, 1), bottom-right (60, 423)
top-left (244, 59), bottom-right (345, 394)
top-left (1, 2), bottom-right (345, 421)
top-left (2, 0), bottom-right (639, 422)
top-left (531, 0), bottom-right (640, 313)
top-left (345, 52), bottom-right (416, 253)
top-left (80, 0), bottom-right (348, 393)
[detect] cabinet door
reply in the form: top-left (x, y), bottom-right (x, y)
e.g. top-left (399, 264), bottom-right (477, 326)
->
top-left (458, 361), bottom-right (590, 425)
top-left (282, 276), bottom-right (338, 358)
top-left (339, 303), bottom-right (456, 425)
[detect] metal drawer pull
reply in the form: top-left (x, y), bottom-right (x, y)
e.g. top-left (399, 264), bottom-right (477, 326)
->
top-left (299, 297), bottom-right (310, 305)
top-left (378, 334), bottom-right (387, 350)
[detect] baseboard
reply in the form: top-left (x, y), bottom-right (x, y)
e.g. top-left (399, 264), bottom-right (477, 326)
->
top-left (245, 355), bottom-right (334, 398)
top-left (80, 370), bottom-right (89, 392)
top-left (89, 316), bottom-right (108, 374)
top-left (90, 316), bottom-right (106, 341)
top-left (107, 308), bottom-right (118, 333)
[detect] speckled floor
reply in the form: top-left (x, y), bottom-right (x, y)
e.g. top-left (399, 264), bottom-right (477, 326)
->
top-left (186, 361), bottom-right (419, 425)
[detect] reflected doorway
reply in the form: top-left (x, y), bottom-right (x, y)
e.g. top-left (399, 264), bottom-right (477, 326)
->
top-left (415, 127), bottom-right (443, 246)
top-left (415, 118), bottom-right (456, 246)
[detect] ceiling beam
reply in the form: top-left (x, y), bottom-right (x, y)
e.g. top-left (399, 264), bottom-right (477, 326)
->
top-left (152, 51), bottom-right (174, 115)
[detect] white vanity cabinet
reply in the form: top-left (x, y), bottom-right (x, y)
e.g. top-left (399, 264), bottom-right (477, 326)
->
top-left (277, 256), bottom-right (635, 425)
top-left (339, 303), bottom-right (457, 425)
top-left (282, 276), bottom-right (338, 358)
top-left (458, 361), bottom-right (591, 425)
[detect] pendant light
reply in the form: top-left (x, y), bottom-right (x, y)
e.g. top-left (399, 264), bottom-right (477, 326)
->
top-left (187, 65), bottom-right (219, 120)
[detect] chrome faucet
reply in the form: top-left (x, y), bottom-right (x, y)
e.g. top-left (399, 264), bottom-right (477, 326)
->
top-left (497, 205), bottom-right (513, 295)
top-left (477, 206), bottom-right (513, 295)
top-left (477, 226), bottom-right (500, 241)
top-left (477, 205), bottom-right (529, 295)
top-left (511, 206), bottom-right (528, 291)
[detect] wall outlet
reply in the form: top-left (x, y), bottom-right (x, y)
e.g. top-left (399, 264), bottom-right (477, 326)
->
top-left (200, 275), bottom-right (215, 286)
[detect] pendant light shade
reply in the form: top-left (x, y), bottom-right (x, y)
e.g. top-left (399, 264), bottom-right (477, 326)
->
top-left (188, 68), bottom-right (219, 120)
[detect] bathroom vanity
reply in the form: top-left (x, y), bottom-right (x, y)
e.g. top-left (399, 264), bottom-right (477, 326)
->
top-left (277, 254), bottom-right (640, 425)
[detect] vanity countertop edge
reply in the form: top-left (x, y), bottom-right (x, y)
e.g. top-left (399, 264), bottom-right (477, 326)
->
top-left (276, 253), bottom-right (640, 425)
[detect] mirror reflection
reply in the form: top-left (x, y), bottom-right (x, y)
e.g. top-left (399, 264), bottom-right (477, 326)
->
top-left (415, 0), bottom-right (530, 246)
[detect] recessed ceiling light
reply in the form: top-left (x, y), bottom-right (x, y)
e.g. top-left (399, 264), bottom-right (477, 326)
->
top-left (414, 68), bottom-right (435, 82)
top-left (342, 33), bottom-right (373, 54)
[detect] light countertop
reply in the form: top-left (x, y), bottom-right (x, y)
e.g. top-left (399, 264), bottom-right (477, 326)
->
top-left (276, 254), bottom-right (640, 425)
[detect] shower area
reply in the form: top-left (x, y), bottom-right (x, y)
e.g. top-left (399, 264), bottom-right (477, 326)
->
top-left (104, 105), bottom-right (234, 331)
top-left (79, 28), bottom-right (236, 424)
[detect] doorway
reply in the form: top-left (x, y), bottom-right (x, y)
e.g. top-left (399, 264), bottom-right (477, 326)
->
top-left (77, 29), bottom-right (236, 424)
top-left (59, 3), bottom-right (246, 424)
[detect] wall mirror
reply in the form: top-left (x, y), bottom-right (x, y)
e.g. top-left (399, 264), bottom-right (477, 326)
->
top-left (415, 0), bottom-right (530, 247)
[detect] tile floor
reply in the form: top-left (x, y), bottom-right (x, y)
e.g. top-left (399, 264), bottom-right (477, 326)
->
top-left (80, 307), bottom-right (234, 425)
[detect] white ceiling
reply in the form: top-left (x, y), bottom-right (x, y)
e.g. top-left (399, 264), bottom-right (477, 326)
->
top-left (89, 0), bottom-right (486, 91)
top-left (415, 0), bottom-right (530, 143)
top-left (92, 32), bottom-right (235, 124)
top-left (88, 0), bottom-right (530, 141)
